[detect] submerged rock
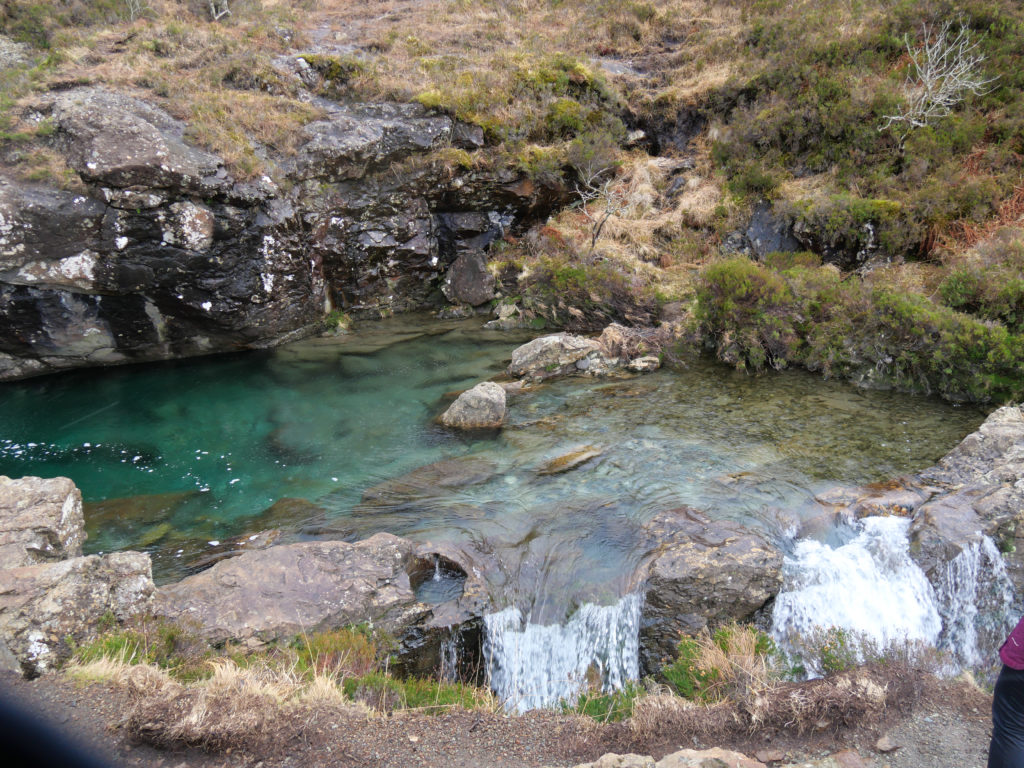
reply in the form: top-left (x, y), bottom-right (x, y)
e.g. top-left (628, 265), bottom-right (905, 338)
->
top-left (537, 446), bottom-right (604, 475)
top-left (359, 456), bottom-right (497, 508)
top-left (0, 476), bottom-right (83, 568)
top-left (639, 507), bottom-right (783, 672)
top-left (439, 381), bottom-right (506, 429)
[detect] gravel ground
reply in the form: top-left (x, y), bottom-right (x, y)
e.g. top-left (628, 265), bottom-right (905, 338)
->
top-left (0, 671), bottom-right (995, 768)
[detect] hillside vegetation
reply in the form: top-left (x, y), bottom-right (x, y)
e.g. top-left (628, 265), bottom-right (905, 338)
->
top-left (1, 0), bottom-right (1023, 400)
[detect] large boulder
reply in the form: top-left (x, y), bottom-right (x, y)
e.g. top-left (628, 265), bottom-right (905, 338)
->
top-left (639, 507), bottom-right (783, 672)
top-left (441, 250), bottom-right (495, 306)
top-left (507, 333), bottom-right (605, 380)
top-left (439, 382), bottom-right (506, 429)
top-left (51, 88), bottom-right (227, 194)
top-left (0, 551), bottom-right (154, 677)
top-left (0, 476), bottom-right (83, 568)
top-left (154, 534), bottom-right (430, 647)
top-left (290, 103), bottom-right (454, 181)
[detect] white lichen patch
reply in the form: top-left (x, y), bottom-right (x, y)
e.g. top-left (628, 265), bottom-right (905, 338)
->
top-left (168, 202), bottom-right (215, 252)
top-left (9, 252), bottom-right (98, 291)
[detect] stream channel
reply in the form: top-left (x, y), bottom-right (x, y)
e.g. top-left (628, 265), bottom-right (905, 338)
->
top-left (0, 316), bottom-right (996, 708)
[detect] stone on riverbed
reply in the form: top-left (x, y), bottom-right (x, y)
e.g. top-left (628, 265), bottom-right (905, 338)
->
top-left (537, 446), bottom-right (603, 475)
top-left (507, 333), bottom-right (605, 380)
top-left (439, 381), bottom-right (506, 429)
top-left (0, 475), bottom-right (83, 568)
top-left (639, 506), bottom-right (783, 672)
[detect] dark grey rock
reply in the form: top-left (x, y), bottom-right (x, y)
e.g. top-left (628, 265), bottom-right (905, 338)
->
top-left (639, 507), bottom-right (783, 673)
top-left (441, 251), bottom-right (495, 306)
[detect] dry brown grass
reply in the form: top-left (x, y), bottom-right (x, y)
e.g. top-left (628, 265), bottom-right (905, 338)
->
top-left (70, 654), bottom-right (371, 751)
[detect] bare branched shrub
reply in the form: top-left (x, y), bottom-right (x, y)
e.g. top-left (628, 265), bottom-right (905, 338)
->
top-left (880, 18), bottom-right (997, 145)
top-left (570, 133), bottom-right (627, 255)
top-left (209, 1), bottom-right (230, 21)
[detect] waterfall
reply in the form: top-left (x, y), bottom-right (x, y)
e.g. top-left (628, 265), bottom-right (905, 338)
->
top-left (482, 593), bottom-right (641, 713)
top-left (772, 515), bottom-right (1014, 676)
top-left (934, 535), bottom-right (1014, 668)
top-left (439, 626), bottom-right (461, 681)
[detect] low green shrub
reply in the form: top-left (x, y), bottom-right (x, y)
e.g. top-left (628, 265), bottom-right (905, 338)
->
top-left (565, 681), bottom-right (644, 721)
top-left (695, 256), bottom-right (1024, 402)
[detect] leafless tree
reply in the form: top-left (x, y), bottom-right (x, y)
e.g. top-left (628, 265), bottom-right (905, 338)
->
top-left (880, 19), bottom-right (998, 145)
top-left (123, 0), bottom-right (151, 21)
top-left (575, 168), bottom-right (627, 255)
top-left (569, 133), bottom-right (625, 255)
top-left (209, 1), bottom-right (231, 21)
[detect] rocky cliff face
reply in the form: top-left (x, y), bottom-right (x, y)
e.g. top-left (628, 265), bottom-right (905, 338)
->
top-left (0, 85), bottom-right (564, 381)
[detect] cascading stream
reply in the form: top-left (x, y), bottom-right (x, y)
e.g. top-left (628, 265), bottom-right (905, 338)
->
top-left (483, 593), bottom-right (641, 713)
top-left (771, 515), bottom-right (1014, 676)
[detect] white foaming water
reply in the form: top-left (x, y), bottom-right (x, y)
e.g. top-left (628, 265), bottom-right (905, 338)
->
top-left (934, 536), bottom-right (1014, 668)
top-left (772, 515), bottom-right (1015, 675)
top-left (439, 626), bottom-right (460, 681)
top-left (772, 516), bottom-right (942, 672)
top-left (483, 593), bottom-right (641, 712)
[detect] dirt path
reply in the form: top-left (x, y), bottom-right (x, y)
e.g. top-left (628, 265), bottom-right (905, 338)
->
top-left (0, 670), bottom-right (994, 768)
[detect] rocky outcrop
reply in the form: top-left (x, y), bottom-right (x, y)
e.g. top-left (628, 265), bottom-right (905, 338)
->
top-left (0, 84), bottom-right (566, 381)
top-left (0, 551), bottom-right (153, 677)
top-left (0, 474), bottom-right (154, 677)
top-left (638, 507), bottom-right (783, 672)
top-left (0, 475), bottom-right (83, 567)
top-left (154, 534), bottom-right (427, 647)
top-left (909, 405), bottom-right (1024, 595)
top-left (153, 529), bottom-right (491, 678)
top-left (439, 381), bottom-right (506, 429)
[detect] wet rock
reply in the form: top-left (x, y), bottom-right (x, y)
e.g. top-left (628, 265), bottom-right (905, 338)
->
top-left (0, 551), bottom-right (154, 677)
top-left (537, 446), bottom-right (603, 475)
top-left (182, 529), bottom-right (284, 573)
top-left (908, 487), bottom-right (991, 580)
top-left (507, 333), bottom-right (604, 380)
top-left (248, 496), bottom-right (326, 529)
top-left (439, 381), bottom-right (506, 429)
top-left (639, 507), bottom-right (783, 672)
top-left (755, 748), bottom-right (785, 763)
top-left (154, 534), bottom-right (429, 646)
top-left (83, 491), bottom-right (199, 543)
top-left (0, 476), bottom-right (83, 568)
top-left (440, 250), bottom-right (495, 306)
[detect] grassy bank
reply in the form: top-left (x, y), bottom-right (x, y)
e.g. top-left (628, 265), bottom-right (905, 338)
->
top-left (2, 0), bottom-right (1023, 400)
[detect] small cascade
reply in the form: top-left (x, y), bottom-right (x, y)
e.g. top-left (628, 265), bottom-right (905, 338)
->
top-left (934, 535), bottom-right (1014, 668)
top-left (482, 593), bottom-right (641, 713)
top-left (439, 626), bottom-right (461, 681)
top-left (772, 516), bottom-right (942, 673)
top-left (772, 515), bottom-right (1016, 676)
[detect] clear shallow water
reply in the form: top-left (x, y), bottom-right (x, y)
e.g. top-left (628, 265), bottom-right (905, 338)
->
top-left (0, 317), bottom-right (987, 617)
